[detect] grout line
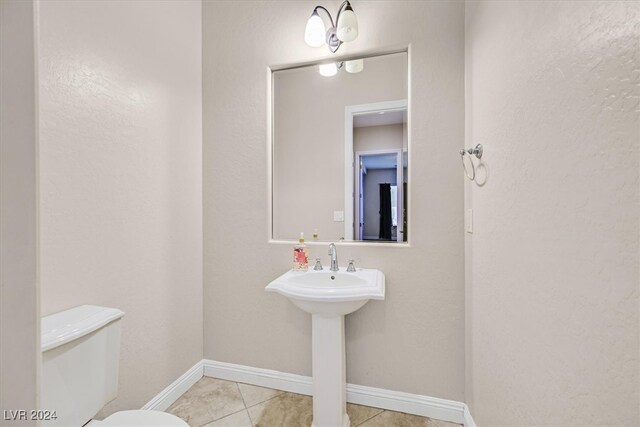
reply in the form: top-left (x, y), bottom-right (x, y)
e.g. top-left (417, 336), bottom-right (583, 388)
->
top-left (356, 410), bottom-right (386, 426)
top-left (244, 390), bottom-right (286, 410)
top-left (246, 404), bottom-right (257, 427)
top-left (235, 382), bottom-right (286, 410)
top-left (234, 381), bottom-right (267, 427)
top-left (206, 382), bottom-right (247, 424)
top-left (353, 408), bottom-right (386, 427)
top-left (189, 379), bottom-right (249, 427)
top-left (196, 402), bottom-right (220, 427)
top-left (236, 381), bottom-right (249, 410)
top-left (196, 415), bottom-right (213, 427)
top-left (202, 408), bottom-right (250, 427)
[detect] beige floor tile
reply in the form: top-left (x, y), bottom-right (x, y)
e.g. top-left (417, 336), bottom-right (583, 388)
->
top-left (204, 409), bottom-right (252, 427)
top-left (165, 377), bottom-right (456, 427)
top-left (247, 392), bottom-right (313, 427)
top-left (237, 383), bottom-right (283, 408)
top-left (167, 377), bottom-right (245, 426)
top-left (167, 392), bottom-right (213, 427)
top-left (347, 403), bottom-right (385, 426)
top-left (358, 410), bottom-right (435, 427)
top-left (425, 418), bottom-right (462, 427)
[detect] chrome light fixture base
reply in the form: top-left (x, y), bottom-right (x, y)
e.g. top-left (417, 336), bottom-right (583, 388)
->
top-left (326, 26), bottom-right (341, 53)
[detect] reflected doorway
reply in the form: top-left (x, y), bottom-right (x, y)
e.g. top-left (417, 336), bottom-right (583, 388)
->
top-left (355, 151), bottom-right (406, 242)
top-left (344, 99), bottom-right (408, 243)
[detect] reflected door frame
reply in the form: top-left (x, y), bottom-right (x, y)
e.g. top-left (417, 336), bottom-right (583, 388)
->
top-left (344, 99), bottom-right (408, 241)
top-left (358, 158), bottom-right (365, 240)
top-left (354, 149), bottom-right (403, 242)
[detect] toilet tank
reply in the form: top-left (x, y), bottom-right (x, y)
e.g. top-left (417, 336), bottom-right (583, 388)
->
top-left (41, 305), bottom-right (125, 426)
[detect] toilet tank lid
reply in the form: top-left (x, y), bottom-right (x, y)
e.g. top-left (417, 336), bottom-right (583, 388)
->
top-left (42, 305), bottom-right (125, 352)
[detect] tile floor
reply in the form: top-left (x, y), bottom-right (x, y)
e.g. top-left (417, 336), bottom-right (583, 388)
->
top-left (166, 377), bottom-right (462, 427)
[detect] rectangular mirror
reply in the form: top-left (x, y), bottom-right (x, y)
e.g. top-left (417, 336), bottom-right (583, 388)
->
top-left (271, 51), bottom-right (408, 243)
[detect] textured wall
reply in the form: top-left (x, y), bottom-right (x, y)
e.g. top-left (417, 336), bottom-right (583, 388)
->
top-left (37, 0), bottom-right (203, 415)
top-left (0, 1), bottom-right (40, 422)
top-left (354, 124), bottom-right (404, 152)
top-left (465, 1), bottom-right (640, 425)
top-left (204, 0), bottom-right (465, 401)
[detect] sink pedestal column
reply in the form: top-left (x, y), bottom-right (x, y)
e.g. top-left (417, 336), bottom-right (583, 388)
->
top-left (311, 313), bottom-right (350, 427)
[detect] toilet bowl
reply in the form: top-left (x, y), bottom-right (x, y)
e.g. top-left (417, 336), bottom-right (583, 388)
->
top-left (41, 305), bottom-right (187, 427)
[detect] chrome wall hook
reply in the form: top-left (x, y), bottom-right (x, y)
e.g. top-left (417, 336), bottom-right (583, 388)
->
top-left (465, 144), bottom-right (483, 159)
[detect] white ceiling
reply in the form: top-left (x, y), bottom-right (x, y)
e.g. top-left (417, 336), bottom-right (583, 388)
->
top-left (354, 109), bottom-right (406, 128)
top-left (361, 153), bottom-right (398, 170)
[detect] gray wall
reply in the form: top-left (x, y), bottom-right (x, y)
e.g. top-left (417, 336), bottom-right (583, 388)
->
top-left (37, 0), bottom-right (204, 414)
top-left (204, 0), bottom-right (465, 401)
top-left (465, 1), bottom-right (639, 425)
top-left (354, 124), bottom-right (404, 152)
top-left (0, 1), bottom-right (40, 422)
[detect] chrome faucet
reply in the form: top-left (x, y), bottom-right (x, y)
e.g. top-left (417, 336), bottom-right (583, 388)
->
top-left (328, 243), bottom-right (339, 272)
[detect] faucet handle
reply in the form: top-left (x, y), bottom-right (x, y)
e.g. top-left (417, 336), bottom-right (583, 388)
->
top-left (313, 257), bottom-right (323, 271)
top-left (346, 259), bottom-right (356, 272)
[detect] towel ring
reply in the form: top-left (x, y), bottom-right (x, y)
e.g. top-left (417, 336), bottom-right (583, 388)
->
top-left (461, 150), bottom-right (475, 180)
top-left (460, 144), bottom-right (483, 181)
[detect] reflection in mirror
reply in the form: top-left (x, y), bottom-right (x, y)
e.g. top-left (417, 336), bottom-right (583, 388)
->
top-left (353, 107), bottom-right (408, 242)
top-left (272, 52), bottom-right (408, 243)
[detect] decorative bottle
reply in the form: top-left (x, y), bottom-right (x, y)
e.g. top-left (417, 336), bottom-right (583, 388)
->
top-left (293, 233), bottom-right (309, 271)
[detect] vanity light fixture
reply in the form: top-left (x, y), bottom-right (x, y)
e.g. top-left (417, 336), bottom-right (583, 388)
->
top-left (318, 59), bottom-right (364, 77)
top-left (304, 1), bottom-right (358, 53)
top-left (319, 63), bottom-right (339, 77)
top-left (344, 58), bottom-right (363, 73)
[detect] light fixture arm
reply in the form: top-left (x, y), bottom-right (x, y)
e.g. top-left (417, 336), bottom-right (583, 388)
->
top-left (312, 1), bottom-right (353, 53)
top-left (313, 5), bottom-right (336, 29)
top-left (333, 1), bottom-right (351, 29)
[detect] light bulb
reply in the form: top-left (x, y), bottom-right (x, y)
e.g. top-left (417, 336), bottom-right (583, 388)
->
top-left (345, 59), bottom-right (364, 73)
top-left (336, 4), bottom-right (358, 42)
top-left (305, 10), bottom-right (326, 47)
top-left (319, 63), bottom-right (338, 77)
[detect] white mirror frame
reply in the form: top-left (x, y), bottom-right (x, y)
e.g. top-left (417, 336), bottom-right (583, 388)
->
top-left (343, 99), bottom-right (408, 241)
top-left (267, 48), bottom-right (411, 246)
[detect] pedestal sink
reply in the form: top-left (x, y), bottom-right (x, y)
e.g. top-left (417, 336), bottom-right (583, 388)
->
top-left (266, 267), bottom-right (385, 427)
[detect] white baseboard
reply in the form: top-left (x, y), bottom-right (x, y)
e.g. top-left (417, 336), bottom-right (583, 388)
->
top-left (141, 360), bottom-right (204, 411)
top-left (203, 359), bottom-right (313, 396)
top-left (463, 405), bottom-right (476, 427)
top-left (202, 359), bottom-right (468, 425)
top-left (346, 383), bottom-right (465, 425)
top-left (142, 359), bottom-right (475, 426)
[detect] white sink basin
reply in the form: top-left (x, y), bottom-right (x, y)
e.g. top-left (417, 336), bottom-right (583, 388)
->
top-left (266, 267), bottom-right (385, 315)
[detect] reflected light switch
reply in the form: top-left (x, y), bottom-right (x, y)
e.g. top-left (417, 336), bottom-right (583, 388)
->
top-left (334, 211), bottom-right (345, 222)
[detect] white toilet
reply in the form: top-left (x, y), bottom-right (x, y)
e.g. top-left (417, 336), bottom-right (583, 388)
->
top-left (41, 305), bottom-right (188, 427)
